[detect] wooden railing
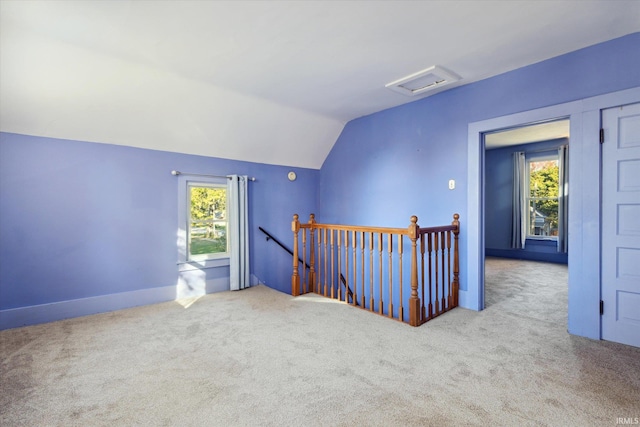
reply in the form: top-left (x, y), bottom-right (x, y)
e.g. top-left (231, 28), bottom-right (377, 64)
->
top-left (291, 214), bottom-right (460, 326)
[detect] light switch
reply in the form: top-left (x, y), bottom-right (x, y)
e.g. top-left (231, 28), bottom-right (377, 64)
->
top-left (448, 179), bottom-right (455, 190)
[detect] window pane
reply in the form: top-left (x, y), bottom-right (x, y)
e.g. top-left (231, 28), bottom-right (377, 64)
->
top-left (529, 198), bottom-right (558, 237)
top-left (189, 186), bottom-right (227, 258)
top-left (527, 158), bottom-right (559, 238)
top-left (529, 159), bottom-right (559, 198)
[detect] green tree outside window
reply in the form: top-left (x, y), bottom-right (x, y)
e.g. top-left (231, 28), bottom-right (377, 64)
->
top-left (189, 186), bottom-right (227, 256)
top-left (528, 160), bottom-right (559, 236)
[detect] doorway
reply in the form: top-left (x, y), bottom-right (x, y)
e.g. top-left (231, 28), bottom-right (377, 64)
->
top-left (465, 86), bottom-right (640, 343)
top-left (482, 119), bottom-right (569, 313)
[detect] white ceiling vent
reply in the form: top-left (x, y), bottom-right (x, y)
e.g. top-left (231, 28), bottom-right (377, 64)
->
top-left (385, 65), bottom-right (461, 96)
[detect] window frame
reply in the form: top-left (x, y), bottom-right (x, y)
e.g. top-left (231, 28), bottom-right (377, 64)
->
top-left (177, 175), bottom-right (230, 270)
top-left (187, 181), bottom-right (229, 261)
top-left (525, 152), bottom-right (560, 241)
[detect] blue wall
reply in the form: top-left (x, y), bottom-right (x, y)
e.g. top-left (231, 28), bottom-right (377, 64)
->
top-left (320, 32), bottom-right (640, 223)
top-left (318, 33), bottom-right (640, 337)
top-left (2, 33), bottom-right (639, 333)
top-left (485, 138), bottom-right (568, 264)
top-left (0, 133), bottom-right (317, 328)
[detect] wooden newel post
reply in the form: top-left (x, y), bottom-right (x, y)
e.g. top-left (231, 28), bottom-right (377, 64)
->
top-left (308, 214), bottom-right (316, 294)
top-left (408, 215), bottom-right (421, 326)
top-left (292, 214), bottom-right (301, 296)
top-left (452, 213), bottom-right (460, 307)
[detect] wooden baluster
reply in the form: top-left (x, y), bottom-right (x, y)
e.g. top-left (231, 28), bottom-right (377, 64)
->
top-left (360, 231), bottom-right (365, 308)
top-left (420, 233), bottom-right (426, 322)
top-left (291, 214), bottom-right (300, 296)
top-left (302, 228), bottom-right (307, 294)
top-left (320, 228), bottom-right (325, 296)
top-left (308, 214), bottom-right (316, 294)
top-left (378, 233), bottom-right (383, 315)
top-left (440, 231), bottom-right (446, 312)
top-left (319, 226), bottom-right (323, 295)
top-left (352, 230), bottom-right (357, 306)
top-left (398, 234), bottom-right (404, 322)
top-left (314, 227), bottom-right (319, 295)
top-left (388, 234), bottom-right (393, 318)
top-left (330, 229), bottom-right (335, 300)
top-left (447, 229), bottom-right (452, 309)
top-left (428, 233), bottom-right (433, 319)
top-left (294, 214), bottom-right (458, 323)
top-left (408, 216), bottom-right (420, 326)
top-left (324, 228), bottom-right (328, 297)
top-left (316, 224), bottom-right (321, 295)
top-left (434, 232), bottom-right (439, 315)
top-left (369, 232), bottom-right (374, 311)
top-left (344, 230), bottom-right (350, 304)
top-left (337, 229), bottom-right (342, 301)
top-left (452, 214), bottom-right (460, 308)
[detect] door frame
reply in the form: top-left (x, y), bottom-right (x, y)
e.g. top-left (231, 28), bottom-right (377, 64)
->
top-left (465, 86), bottom-right (640, 340)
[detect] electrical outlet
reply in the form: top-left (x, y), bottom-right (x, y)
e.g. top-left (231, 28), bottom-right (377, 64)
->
top-left (448, 179), bottom-right (455, 190)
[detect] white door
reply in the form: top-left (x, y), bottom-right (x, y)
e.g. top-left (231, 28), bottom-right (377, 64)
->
top-left (602, 102), bottom-right (640, 347)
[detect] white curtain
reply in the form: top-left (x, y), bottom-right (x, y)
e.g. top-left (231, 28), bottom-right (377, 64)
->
top-left (511, 152), bottom-right (527, 249)
top-left (227, 175), bottom-right (250, 291)
top-left (557, 145), bottom-right (569, 253)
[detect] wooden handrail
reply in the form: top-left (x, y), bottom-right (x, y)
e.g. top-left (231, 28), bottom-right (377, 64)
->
top-left (300, 222), bottom-right (409, 235)
top-left (418, 224), bottom-right (457, 233)
top-left (292, 213), bottom-right (460, 326)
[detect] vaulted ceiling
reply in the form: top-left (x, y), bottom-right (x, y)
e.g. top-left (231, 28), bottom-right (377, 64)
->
top-left (1, 1), bottom-right (638, 168)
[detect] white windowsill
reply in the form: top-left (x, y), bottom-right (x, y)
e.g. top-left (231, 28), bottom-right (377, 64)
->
top-left (526, 236), bottom-right (558, 242)
top-left (178, 257), bottom-right (230, 271)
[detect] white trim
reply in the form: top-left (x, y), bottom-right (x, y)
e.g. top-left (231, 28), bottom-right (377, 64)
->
top-left (177, 175), bottom-right (229, 264)
top-left (178, 258), bottom-right (230, 271)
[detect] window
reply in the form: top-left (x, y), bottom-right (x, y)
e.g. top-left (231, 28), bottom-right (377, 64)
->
top-left (187, 183), bottom-right (228, 261)
top-left (526, 154), bottom-right (559, 238)
top-left (177, 175), bottom-right (230, 267)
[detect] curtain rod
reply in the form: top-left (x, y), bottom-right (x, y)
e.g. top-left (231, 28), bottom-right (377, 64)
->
top-left (170, 171), bottom-right (256, 181)
top-left (512, 144), bottom-right (568, 155)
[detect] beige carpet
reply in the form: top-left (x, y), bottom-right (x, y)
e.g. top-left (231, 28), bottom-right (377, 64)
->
top-left (1, 258), bottom-right (639, 426)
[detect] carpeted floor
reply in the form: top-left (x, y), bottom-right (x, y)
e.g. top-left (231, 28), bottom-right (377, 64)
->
top-left (1, 257), bottom-right (639, 426)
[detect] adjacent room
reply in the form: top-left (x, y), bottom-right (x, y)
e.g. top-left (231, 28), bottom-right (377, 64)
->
top-left (1, 1), bottom-right (639, 425)
top-left (484, 120), bottom-right (570, 314)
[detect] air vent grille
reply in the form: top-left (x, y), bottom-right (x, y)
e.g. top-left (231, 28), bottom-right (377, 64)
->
top-left (385, 65), bottom-right (460, 96)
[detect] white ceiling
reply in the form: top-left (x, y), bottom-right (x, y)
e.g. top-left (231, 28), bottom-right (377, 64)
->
top-left (485, 120), bottom-right (570, 150)
top-left (1, 1), bottom-right (638, 168)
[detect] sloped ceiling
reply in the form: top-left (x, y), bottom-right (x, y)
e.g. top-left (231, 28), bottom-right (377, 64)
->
top-left (1, 1), bottom-right (638, 168)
